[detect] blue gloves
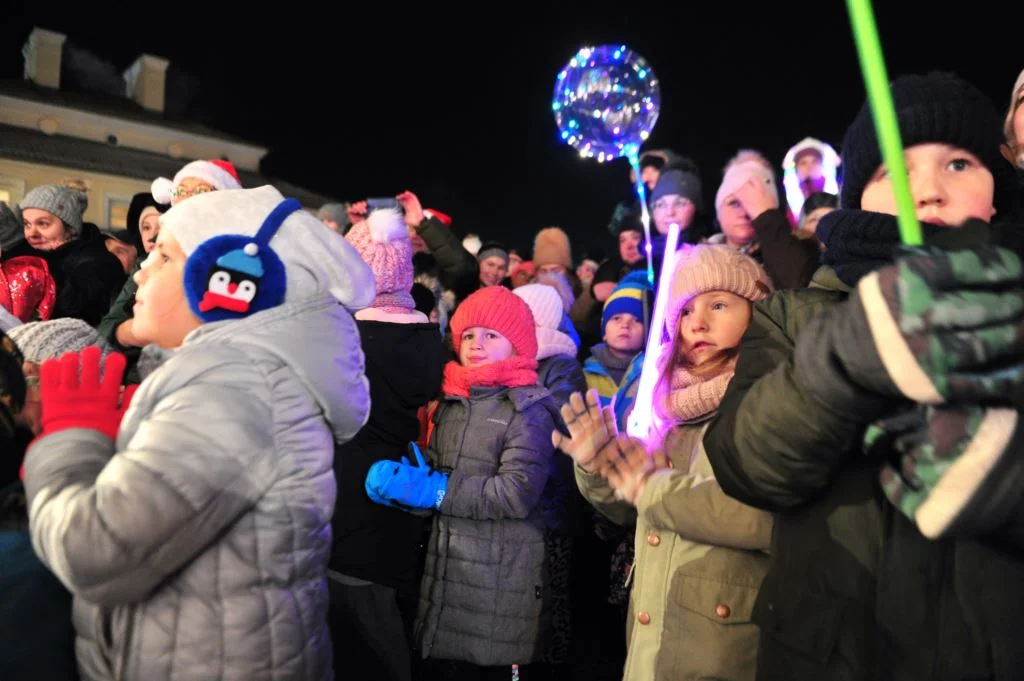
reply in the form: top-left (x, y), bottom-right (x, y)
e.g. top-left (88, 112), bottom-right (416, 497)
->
top-left (365, 442), bottom-right (449, 512)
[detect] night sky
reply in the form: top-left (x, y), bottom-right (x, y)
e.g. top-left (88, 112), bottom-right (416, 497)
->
top-left (2, 4), bottom-right (1020, 260)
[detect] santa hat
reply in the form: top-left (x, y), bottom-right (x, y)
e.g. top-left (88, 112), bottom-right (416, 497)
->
top-left (151, 159), bottom-right (243, 205)
top-left (157, 185), bottom-right (375, 314)
top-left (344, 208), bottom-right (416, 313)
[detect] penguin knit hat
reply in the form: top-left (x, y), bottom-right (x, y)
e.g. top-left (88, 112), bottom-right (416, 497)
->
top-left (156, 185), bottom-right (375, 312)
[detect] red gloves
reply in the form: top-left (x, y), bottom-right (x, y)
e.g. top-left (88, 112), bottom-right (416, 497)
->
top-left (38, 347), bottom-right (137, 441)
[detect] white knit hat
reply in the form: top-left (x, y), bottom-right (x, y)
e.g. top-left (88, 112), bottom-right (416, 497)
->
top-left (157, 185), bottom-right (375, 312)
top-left (151, 159), bottom-right (242, 205)
top-left (714, 156), bottom-right (779, 213)
top-left (514, 283), bottom-right (578, 360)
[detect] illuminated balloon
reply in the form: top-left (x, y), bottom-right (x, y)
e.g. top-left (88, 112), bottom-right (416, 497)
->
top-left (552, 45), bottom-right (661, 163)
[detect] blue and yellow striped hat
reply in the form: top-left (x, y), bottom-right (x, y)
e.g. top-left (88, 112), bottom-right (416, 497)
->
top-left (602, 270), bottom-right (651, 336)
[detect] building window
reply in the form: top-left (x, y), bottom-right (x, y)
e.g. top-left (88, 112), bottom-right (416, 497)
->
top-left (0, 175), bottom-right (26, 206)
top-left (105, 195), bottom-right (132, 229)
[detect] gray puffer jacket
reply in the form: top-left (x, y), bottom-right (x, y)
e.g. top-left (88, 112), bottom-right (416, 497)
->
top-left (24, 295), bottom-right (370, 681)
top-left (417, 385), bottom-right (559, 666)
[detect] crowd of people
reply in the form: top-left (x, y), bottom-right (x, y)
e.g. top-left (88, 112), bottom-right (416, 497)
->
top-left (1, 68), bottom-right (1022, 681)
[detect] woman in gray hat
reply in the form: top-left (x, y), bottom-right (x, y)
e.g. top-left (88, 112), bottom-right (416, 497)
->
top-left (6, 184), bottom-right (126, 326)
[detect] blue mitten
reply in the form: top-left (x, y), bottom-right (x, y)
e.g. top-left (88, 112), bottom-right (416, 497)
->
top-left (365, 442), bottom-right (448, 512)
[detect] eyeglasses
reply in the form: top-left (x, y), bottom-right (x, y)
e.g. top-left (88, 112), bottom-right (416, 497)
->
top-left (652, 197), bottom-right (693, 212)
top-left (172, 185), bottom-right (216, 201)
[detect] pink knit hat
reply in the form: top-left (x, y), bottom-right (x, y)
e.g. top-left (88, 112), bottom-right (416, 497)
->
top-left (344, 208), bottom-right (415, 312)
top-left (665, 244), bottom-right (772, 338)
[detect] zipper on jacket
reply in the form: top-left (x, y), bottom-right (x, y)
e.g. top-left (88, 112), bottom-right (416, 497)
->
top-left (425, 397), bottom-right (470, 659)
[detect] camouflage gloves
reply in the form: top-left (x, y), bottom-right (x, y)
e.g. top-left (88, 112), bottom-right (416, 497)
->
top-left (796, 243), bottom-right (1024, 417)
top-left (868, 404), bottom-right (1020, 540)
top-left (853, 244), bottom-right (1023, 405)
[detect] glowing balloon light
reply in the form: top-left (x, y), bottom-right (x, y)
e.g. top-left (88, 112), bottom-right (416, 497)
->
top-left (552, 43), bottom-right (662, 284)
top-left (552, 44), bottom-right (660, 163)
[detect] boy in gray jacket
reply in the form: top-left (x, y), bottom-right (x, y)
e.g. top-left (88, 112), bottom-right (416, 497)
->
top-left (22, 185), bottom-right (375, 681)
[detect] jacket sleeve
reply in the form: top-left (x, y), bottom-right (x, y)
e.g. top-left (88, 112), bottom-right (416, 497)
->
top-left (441, 404), bottom-right (555, 521)
top-left (574, 463), bottom-right (636, 526)
top-left (24, 362), bottom-right (277, 606)
top-left (703, 291), bottom-right (873, 511)
top-left (753, 208), bottom-right (821, 290)
top-left (96, 272), bottom-right (139, 353)
top-left (637, 458), bottom-right (773, 550)
top-left (416, 216), bottom-right (479, 301)
top-left (545, 357), bottom-right (588, 411)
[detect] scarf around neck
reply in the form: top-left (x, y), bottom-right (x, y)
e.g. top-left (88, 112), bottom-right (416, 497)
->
top-left (442, 356), bottom-right (538, 397)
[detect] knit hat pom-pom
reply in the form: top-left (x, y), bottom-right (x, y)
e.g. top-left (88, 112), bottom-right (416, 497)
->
top-left (366, 208), bottom-right (407, 244)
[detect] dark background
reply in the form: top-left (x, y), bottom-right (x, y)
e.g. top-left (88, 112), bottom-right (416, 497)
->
top-left (2, 4), bottom-right (1020, 258)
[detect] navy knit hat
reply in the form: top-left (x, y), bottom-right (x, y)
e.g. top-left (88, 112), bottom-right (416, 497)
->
top-left (839, 72), bottom-right (1014, 214)
top-left (649, 168), bottom-right (704, 212)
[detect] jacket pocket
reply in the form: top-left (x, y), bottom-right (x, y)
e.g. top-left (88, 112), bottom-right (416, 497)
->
top-left (674, 574), bottom-right (759, 624)
top-left (662, 573), bottom-right (762, 680)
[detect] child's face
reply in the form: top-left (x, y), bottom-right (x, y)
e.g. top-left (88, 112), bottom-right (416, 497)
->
top-left (861, 143), bottom-right (996, 226)
top-left (677, 291), bottom-right (752, 366)
top-left (802, 206), bottom-right (835, 235)
top-left (139, 210), bottom-right (161, 254)
top-left (652, 195), bottom-right (696, 235)
top-left (459, 326), bottom-right (515, 367)
top-left (132, 231), bottom-right (203, 349)
top-left (604, 313), bottom-right (645, 355)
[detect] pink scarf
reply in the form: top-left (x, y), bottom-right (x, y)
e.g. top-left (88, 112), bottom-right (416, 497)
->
top-left (442, 356), bottom-right (539, 398)
top-left (655, 356), bottom-right (737, 424)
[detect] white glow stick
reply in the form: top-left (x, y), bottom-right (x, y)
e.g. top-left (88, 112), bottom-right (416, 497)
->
top-left (626, 221), bottom-right (680, 439)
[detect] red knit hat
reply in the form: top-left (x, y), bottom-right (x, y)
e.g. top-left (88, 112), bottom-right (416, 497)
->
top-left (450, 286), bottom-right (538, 360)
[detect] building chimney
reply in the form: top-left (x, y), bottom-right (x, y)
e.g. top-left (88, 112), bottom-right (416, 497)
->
top-left (124, 55), bottom-right (169, 113)
top-left (22, 28), bottom-right (66, 89)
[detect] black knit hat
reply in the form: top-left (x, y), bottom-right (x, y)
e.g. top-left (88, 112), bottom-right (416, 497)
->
top-left (840, 72), bottom-right (1014, 214)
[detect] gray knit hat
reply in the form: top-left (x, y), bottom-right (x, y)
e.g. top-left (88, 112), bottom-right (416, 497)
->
top-left (7, 318), bottom-right (113, 364)
top-left (317, 202), bottom-right (351, 230)
top-left (18, 185), bottom-right (89, 237)
top-left (0, 201), bottom-right (22, 254)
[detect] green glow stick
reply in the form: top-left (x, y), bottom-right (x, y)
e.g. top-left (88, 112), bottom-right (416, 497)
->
top-left (846, 0), bottom-right (923, 245)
